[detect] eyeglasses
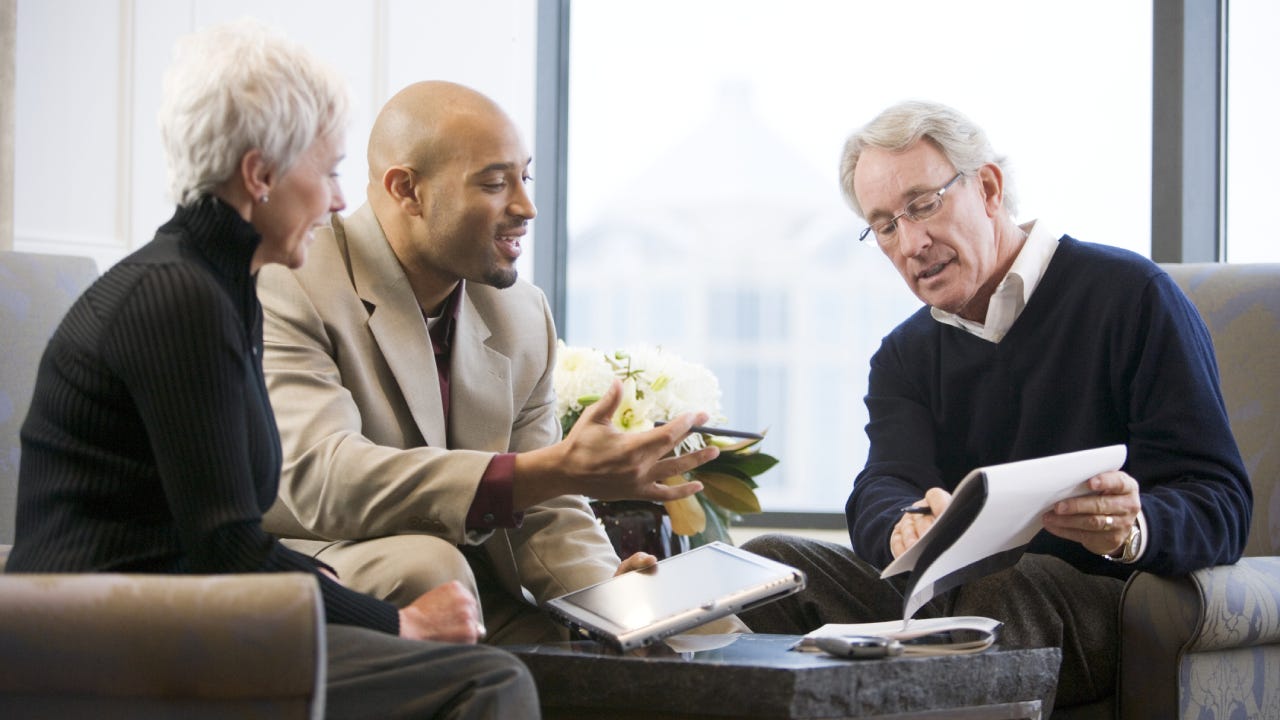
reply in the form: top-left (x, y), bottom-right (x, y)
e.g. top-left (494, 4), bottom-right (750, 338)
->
top-left (858, 172), bottom-right (965, 246)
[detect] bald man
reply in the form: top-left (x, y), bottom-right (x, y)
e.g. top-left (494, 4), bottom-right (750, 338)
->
top-left (257, 81), bottom-right (739, 643)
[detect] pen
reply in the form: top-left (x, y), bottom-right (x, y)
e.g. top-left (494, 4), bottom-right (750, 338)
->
top-left (899, 505), bottom-right (933, 515)
top-left (653, 421), bottom-right (764, 440)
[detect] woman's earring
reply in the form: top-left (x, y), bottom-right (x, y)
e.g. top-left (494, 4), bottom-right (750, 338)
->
top-left (258, 194), bottom-right (269, 204)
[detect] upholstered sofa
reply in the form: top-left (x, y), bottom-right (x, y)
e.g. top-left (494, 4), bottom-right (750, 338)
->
top-left (0, 250), bottom-right (326, 718)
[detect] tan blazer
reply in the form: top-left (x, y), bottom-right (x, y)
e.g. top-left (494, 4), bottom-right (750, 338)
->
top-left (258, 204), bottom-right (619, 604)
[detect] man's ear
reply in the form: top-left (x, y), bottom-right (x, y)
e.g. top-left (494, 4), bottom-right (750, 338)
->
top-left (240, 149), bottom-right (273, 201)
top-left (383, 166), bottom-right (424, 216)
top-left (977, 163), bottom-right (1004, 217)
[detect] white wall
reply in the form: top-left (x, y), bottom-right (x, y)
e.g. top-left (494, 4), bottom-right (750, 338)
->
top-left (13, 0), bottom-right (538, 272)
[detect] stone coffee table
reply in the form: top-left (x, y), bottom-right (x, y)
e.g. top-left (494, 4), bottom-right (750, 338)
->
top-left (509, 634), bottom-right (1060, 719)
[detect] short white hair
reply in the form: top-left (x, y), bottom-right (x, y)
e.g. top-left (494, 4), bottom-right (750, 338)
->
top-left (839, 100), bottom-right (1017, 219)
top-left (158, 19), bottom-right (350, 207)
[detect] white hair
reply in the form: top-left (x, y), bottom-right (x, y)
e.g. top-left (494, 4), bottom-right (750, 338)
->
top-left (839, 100), bottom-right (1017, 219)
top-left (158, 19), bottom-right (350, 206)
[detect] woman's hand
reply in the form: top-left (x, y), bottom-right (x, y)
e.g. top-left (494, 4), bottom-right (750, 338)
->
top-left (398, 580), bottom-right (485, 643)
top-left (513, 379), bottom-right (718, 508)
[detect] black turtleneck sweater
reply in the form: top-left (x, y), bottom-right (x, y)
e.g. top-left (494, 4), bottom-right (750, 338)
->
top-left (7, 198), bottom-right (398, 634)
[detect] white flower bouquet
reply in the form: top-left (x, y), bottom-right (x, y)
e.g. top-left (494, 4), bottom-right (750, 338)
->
top-left (554, 342), bottom-right (779, 546)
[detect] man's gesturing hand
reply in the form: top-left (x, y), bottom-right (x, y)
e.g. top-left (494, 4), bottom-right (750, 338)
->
top-left (514, 379), bottom-right (719, 508)
top-left (615, 552), bottom-right (659, 576)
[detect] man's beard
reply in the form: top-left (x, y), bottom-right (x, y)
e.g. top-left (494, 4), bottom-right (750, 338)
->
top-left (484, 266), bottom-right (518, 289)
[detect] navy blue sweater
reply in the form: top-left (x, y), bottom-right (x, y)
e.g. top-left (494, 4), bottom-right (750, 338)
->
top-left (8, 198), bottom-right (398, 634)
top-left (847, 237), bottom-right (1251, 578)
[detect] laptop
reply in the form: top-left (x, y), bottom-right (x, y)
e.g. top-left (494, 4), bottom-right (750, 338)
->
top-left (544, 541), bottom-right (806, 651)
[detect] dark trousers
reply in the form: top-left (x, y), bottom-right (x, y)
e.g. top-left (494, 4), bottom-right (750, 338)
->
top-left (326, 624), bottom-right (539, 719)
top-left (737, 534), bottom-right (1122, 711)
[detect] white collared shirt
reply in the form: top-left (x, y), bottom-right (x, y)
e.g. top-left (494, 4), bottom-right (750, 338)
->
top-left (929, 219), bottom-right (1059, 343)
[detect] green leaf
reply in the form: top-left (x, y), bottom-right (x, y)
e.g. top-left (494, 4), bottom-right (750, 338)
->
top-left (697, 472), bottom-right (762, 514)
top-left (559, 410), bottom-right (581, 438)
top-left (700, 450), bottom-right (779, 479)
top-left (722, 452), bottom-right (780, 476)
top-left (693, 464), bottom-right (757, 489)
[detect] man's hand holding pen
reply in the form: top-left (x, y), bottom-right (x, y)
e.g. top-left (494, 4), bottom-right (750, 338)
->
top-left (889, 488), bottom-right (952, 559)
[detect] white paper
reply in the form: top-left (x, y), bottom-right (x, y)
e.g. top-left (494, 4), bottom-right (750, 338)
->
top-left (803, 615), bottom-right (1002, 643)
top-left (881, 444), bottom-right (1127, 618)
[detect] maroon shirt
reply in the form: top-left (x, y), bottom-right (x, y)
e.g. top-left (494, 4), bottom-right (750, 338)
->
top-left (426, 281), bottom-right (522, 531)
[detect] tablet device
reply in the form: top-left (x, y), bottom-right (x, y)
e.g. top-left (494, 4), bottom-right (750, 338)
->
top-left (544, 541), bottom-right (806, 651)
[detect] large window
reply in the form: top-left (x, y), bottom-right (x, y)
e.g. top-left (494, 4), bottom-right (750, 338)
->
top-left (1226, 0), bottom-right (1280, 262)
top-left (563, 1), bottom-right (1152, 513)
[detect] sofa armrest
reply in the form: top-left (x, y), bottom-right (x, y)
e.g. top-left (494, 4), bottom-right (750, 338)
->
top-left (1117, 557), bottom-right (1280, 720)
top-left (0, 573), bottom-right (325, 719)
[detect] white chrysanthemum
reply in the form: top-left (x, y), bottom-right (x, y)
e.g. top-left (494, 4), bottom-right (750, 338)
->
top-left (553, 342), bottom-right (615, 422)
top-left (555, 343), bottom-right (727, 453)
top-left (623, 345), bottom-right (724, 424)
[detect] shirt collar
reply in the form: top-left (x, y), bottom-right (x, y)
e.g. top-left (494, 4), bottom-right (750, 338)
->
top-left (426, 281), bottom-right (466, 355)
top-left (930, 220), bottom-right (1059, 341)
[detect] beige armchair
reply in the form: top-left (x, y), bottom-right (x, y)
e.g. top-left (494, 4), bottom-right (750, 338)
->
top-left (1059, 263), bottom-right (1280, 720)
top-left (0, 250), bottom-right (327, 718)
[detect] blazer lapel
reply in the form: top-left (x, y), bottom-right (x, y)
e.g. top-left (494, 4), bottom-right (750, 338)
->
top-left (343, 205), bottom-right (448, 447)
top-left (450, 289), bottom-right (514, 451)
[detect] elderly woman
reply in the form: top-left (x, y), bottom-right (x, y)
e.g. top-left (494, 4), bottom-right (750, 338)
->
top-left (6, 20), bottom-right (536, 719)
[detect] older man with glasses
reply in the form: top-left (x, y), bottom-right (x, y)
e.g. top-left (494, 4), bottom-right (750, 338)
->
top-left (738, 100), bottom-right (1250, 713)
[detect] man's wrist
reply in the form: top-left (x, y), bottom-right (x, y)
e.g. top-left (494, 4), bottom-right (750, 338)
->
top-left (1104, 521), bottom-right (1142, 563)
top-left (511, 444), bottom-right (570, 508)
